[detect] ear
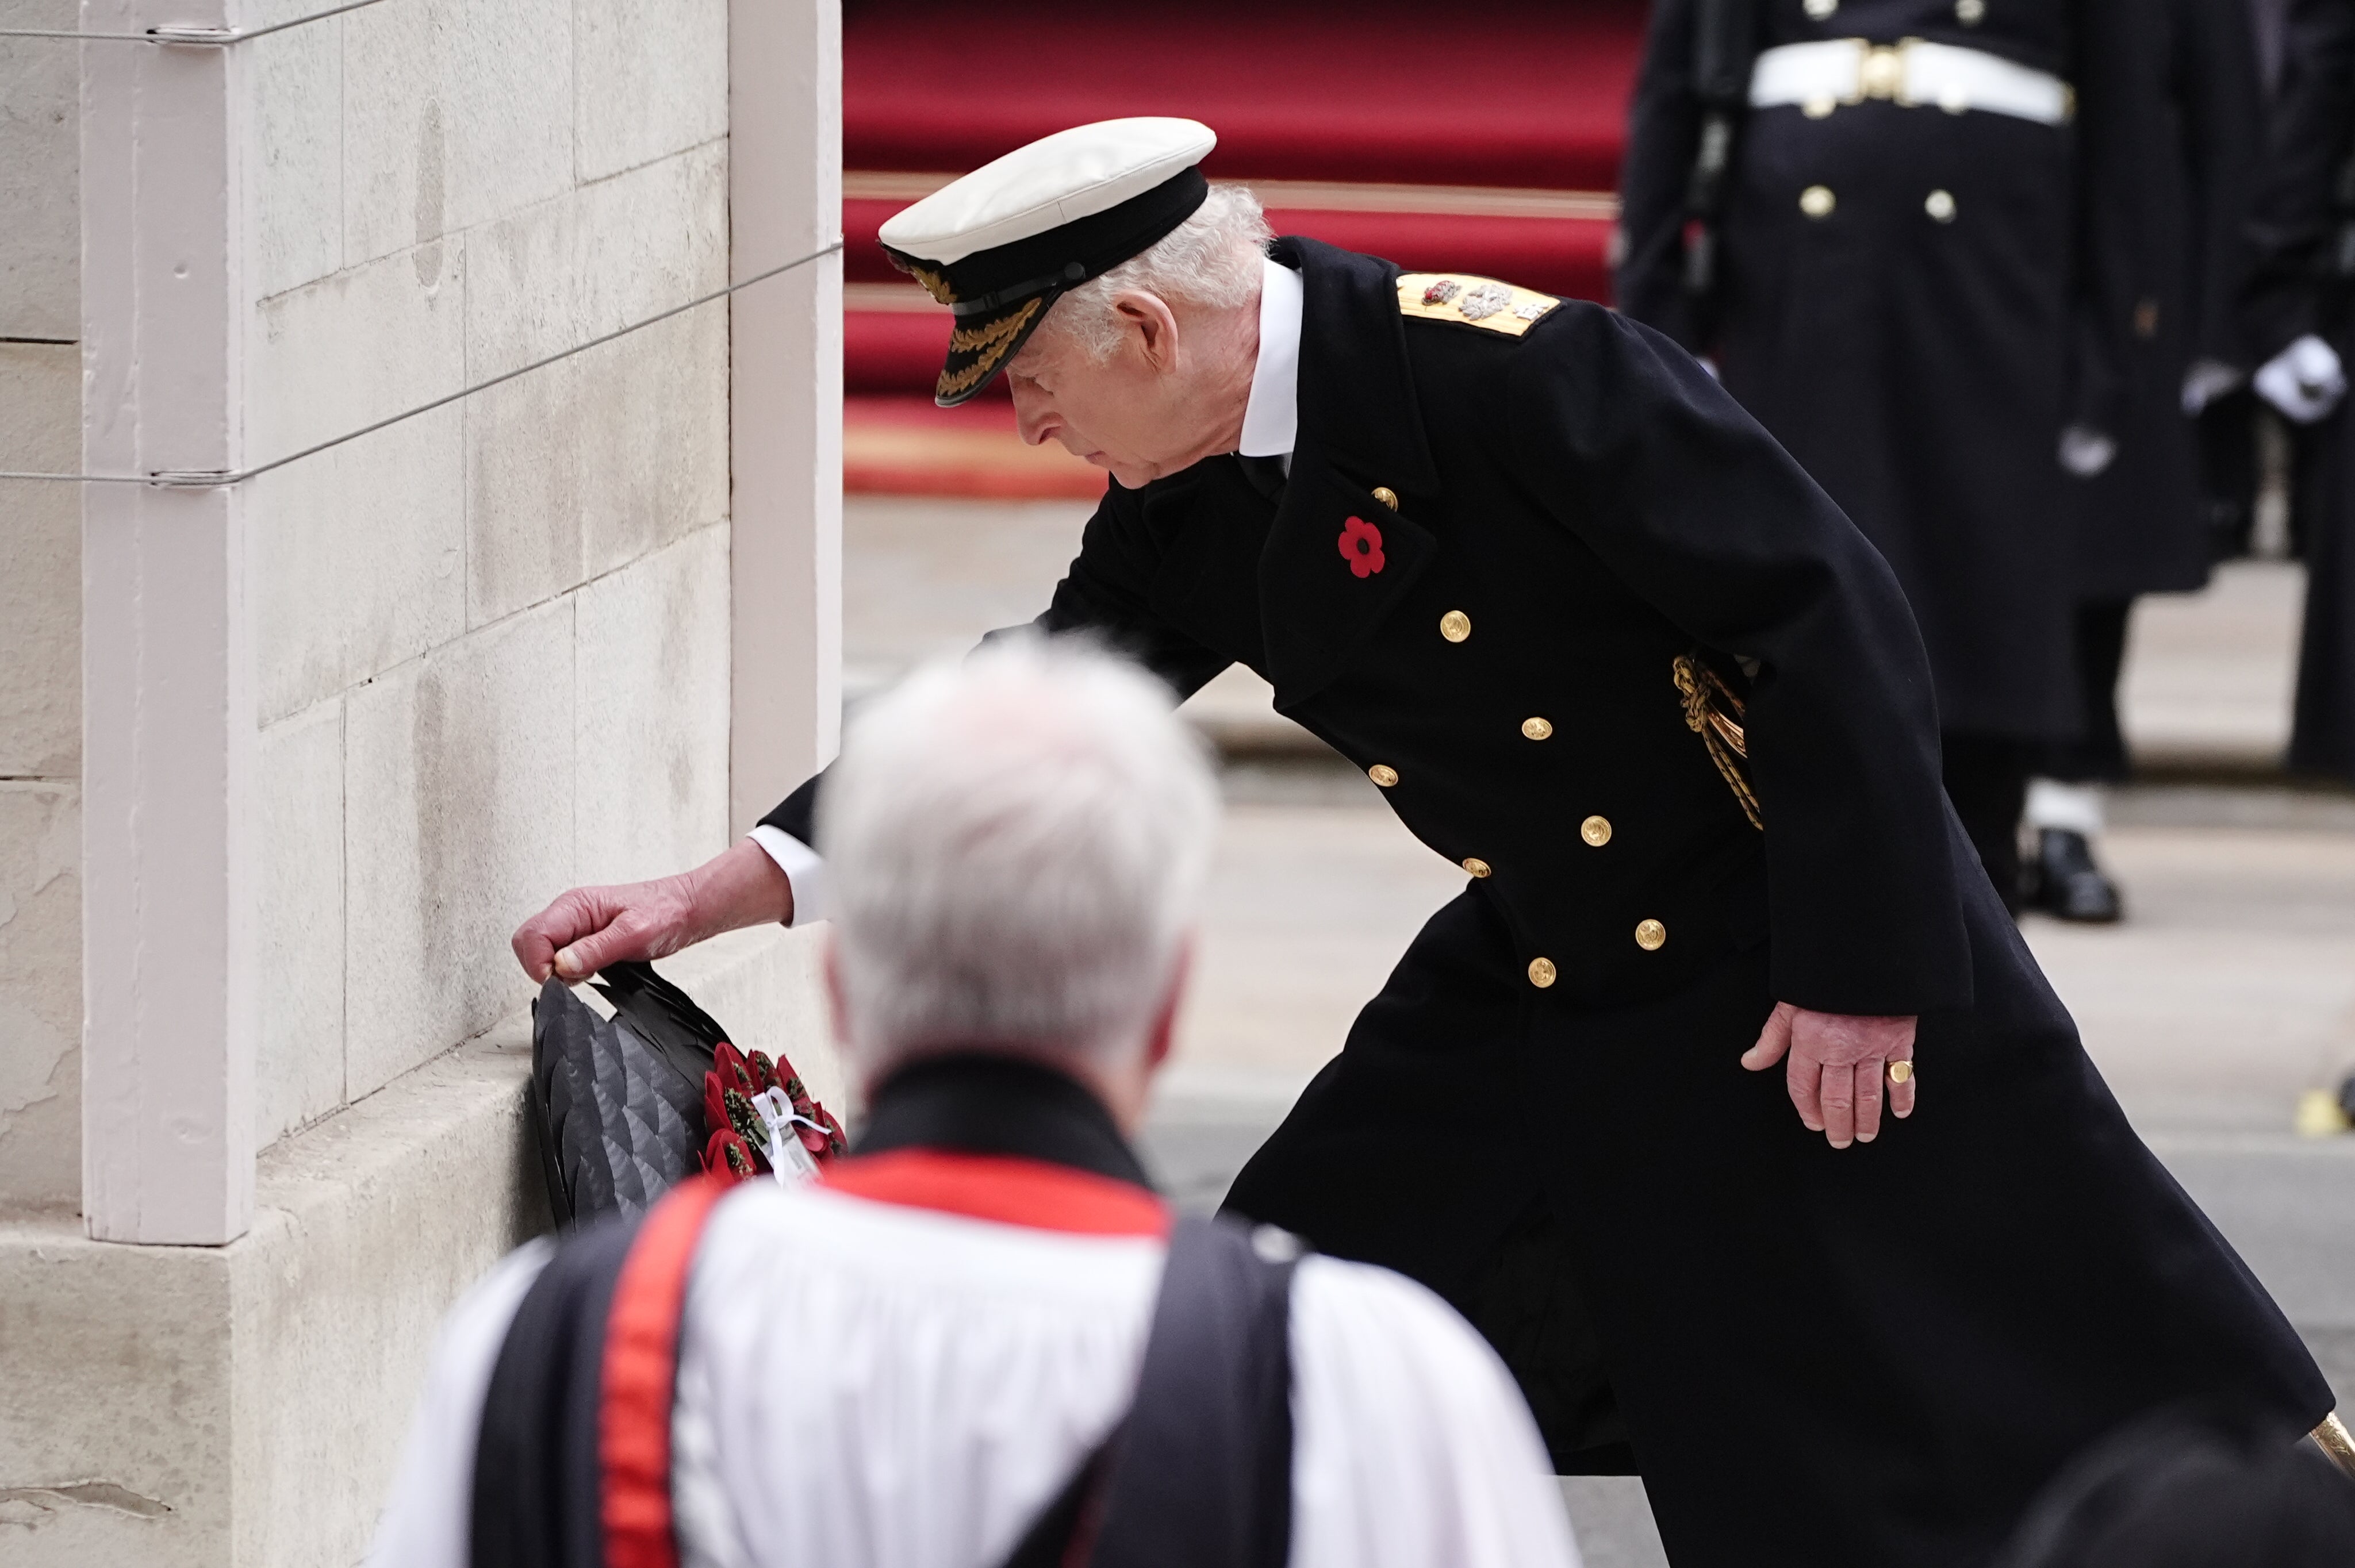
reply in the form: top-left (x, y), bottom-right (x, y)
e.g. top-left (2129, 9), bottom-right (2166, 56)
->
top-left (1113, 291), bottom-right (1182, 372)
top-left (1142, 935), bottom-right (1194, 1074)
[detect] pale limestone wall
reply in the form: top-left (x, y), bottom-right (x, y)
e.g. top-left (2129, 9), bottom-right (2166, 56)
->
top-left (240, 0), bottom-right (734, 1147)
top-left (0, 923), bottom-right (829, 1567)
top-left (0, 0), bottom-right (83, 1210)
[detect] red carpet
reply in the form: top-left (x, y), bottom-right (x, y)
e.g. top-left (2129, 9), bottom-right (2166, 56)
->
top-left (841, 0), bottom-right (1645, 495)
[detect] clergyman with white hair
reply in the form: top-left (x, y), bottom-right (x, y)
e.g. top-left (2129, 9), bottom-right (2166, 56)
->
top-left (514, 119), bottom-right (2348, 1561)
top-left (378, 639), bottom-right (1581, 1568)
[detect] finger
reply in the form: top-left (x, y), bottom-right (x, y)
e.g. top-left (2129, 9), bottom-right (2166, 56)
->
top-left (1854, 1053), bottom-right (1885, 1143)
top-left (1743, 1002), bottom-right (1796, 1071)
top-left (1890, 1054), bottom-right (1918, 1120)
top-left (1820, 1061), bottom-right (1856, 1149)
top-left (1787, 1044), bottom-right (1824, 1132)
top-left (555, 905), bottom-right (669, 981)
top-left (513, 920), bottom-right (557, 982)
top-left (512, 890), bottom-right (600, 982)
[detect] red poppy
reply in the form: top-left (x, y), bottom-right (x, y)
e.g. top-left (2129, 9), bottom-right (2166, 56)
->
top-left (1337, 516), bottom-right (1385, 578)
top-left (703, 1127), bottom-right (760, 1183)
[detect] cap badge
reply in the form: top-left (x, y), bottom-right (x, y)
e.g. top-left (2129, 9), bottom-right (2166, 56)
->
top-left (1338, 516), bottom-right (1386, 578)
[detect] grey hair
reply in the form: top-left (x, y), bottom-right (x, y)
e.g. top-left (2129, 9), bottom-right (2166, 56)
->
top-left (815, 637), bottom-right (1222, 1078)
top-left (1046, 182), bottom-right (1274, 360)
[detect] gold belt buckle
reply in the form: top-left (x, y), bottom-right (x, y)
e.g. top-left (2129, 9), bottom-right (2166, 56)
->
top-left (1850, 38), bottom-right (1917, 106)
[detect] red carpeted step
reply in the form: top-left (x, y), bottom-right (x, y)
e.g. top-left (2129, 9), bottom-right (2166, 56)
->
top-left (846, 194), bottom-right (1614, 301)
top-left (846, 218), bottom-right (1613, 399)
top-left (844, 0), bottom-right (1647, 193)
top-left (845, 394), bottom-right (1103, 499)
top-left (841, 0), bottom-right (1646, 490)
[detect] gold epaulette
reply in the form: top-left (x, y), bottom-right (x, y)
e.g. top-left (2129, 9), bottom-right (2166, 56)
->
top-left (1396, 273), bottom-right (1560, 337)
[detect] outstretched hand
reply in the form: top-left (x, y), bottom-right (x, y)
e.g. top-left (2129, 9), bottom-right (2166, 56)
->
top-left (511, 838), bottom-right (794, 983)
top-left (1742, 1003), bottom-right (1917, 1148)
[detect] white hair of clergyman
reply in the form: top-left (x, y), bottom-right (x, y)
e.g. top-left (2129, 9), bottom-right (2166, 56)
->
top-left (816, 637), bottom-right (1222, 1076)
top-left (1047, 182), bottom-right (1274, 362)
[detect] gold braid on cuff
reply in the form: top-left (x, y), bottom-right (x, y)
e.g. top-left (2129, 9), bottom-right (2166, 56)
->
top-left (2312, 1411), bottom-right (2355, 1482)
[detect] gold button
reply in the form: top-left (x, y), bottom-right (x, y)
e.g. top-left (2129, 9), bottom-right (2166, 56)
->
top-left (1635, 919), bottom-right (1667, 951)
top-left (1581, 815), bottom-right (1612, 847)
top-left (1527, 956), bottom-right (1557, 989)
top-left (1955, 0), bottom-right (1985, 21)
top-left (1521, 717), bottom-right (1554, 741)
top-left (1439, 610), bottom-right (1471, 643)
top-left (1462, 857), bottom-right (1492, 878)
top-left (1924, 189), bottom-right (1956, 223)
top-left (1368, 764), bottom-right (1399, 787)
top-left (1371, 486), bottom-right (1399, 510)
top-left (1800, 185), bottom-right (1836, 219)
top-left (1802, 95), bottom-right (1836, 119)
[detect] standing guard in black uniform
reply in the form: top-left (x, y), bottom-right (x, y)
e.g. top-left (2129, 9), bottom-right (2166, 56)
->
top-left (1617, 0), bottom-right (2157, 905)
top-left (2023, 0), bottom-right (2267, 921)
top-left (2247, 0), bottom-right (2355, 782)
top-left (514, 120), bottom-right (2352, 1567)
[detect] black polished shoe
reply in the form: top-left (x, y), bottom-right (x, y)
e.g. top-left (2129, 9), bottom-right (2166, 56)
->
top-left (2029, 828), bottom-right (2123, 923)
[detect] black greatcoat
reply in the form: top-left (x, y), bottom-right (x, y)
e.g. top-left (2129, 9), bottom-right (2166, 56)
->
top-left (2070, 0), bottom-right (2263, 601)
top-left (1617, 0), bottom-right (2155, 741)
top-left (762, 240), bottom-right (2326, 1567)
top-left (2247, 0), bottom-right (2355, 781)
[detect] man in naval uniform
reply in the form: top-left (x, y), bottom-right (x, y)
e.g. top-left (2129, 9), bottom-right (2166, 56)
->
top-left (513, 119), bottom-right (2348, 1565)
top-left (1616, 0), bottom-right (2157, 908)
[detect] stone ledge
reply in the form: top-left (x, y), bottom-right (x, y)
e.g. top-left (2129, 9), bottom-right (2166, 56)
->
top-left (0, 921), bottom-right (835, 1567)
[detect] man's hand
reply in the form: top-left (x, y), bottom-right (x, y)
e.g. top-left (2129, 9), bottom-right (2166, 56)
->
top-left (511, 838), bottom-right (795, 983)
top-left (1741, 1004), bottom-right (1917, 1148)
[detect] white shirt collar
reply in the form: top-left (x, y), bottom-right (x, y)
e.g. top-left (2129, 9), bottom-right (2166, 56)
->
top-left (1237, 256), bottom-right (1303, 461)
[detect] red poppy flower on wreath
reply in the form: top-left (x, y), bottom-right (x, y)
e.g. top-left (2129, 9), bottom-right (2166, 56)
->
top-left (1337, 515), bottom-right (1385, 578)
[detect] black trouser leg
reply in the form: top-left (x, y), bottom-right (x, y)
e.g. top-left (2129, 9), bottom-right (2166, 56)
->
top-left (2041, 599), bottom-right (2134, 783)
top-left (1943, 733), bottom-right (2029, 912)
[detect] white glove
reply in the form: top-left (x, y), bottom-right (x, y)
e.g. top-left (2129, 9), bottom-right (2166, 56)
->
top-left (2058, 425), bottom-right (2118, 477)
top-left (2254, 334), bottom-right (2346, 424)
top-left (2181, 358), bottom-right (2245, 416)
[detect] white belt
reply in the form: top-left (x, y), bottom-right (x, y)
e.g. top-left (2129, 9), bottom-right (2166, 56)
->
top-left (1748, 39), bottom-right (2074, 125)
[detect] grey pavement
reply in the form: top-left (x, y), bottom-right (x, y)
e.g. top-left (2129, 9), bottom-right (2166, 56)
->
top-left (848, 497), bottom-right (2355, 1566)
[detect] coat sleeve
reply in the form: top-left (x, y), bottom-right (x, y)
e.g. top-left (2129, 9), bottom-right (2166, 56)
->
top-left (1613, 0), bottom-right (1706, 351)
top-left (1505, 305), bottom-right (1972, 1017)
top-left (756, 483), bottom-right (1233, 846)
top-left (2178, 0), bottom-right (2268, 368)
top-left (2244, 0), bottom-right (2355, 359)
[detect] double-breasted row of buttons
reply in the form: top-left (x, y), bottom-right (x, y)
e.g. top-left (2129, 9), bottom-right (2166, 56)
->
top-left (1355, 495), bottom-right (1668, 985)
top-left (1801, 0), bottom-right (1986, 22)
top-left (1798, 186), bottom-right (1958, 222)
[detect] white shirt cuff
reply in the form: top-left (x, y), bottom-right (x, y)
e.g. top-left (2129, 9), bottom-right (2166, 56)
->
top-left (747, 827), bottom-right (829, 927)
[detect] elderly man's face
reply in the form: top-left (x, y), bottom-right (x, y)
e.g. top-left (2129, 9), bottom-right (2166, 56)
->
top-left (1004, 290), bottom-right (1255, 489)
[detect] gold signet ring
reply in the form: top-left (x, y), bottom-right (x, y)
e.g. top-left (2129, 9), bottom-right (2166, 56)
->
top-left (1886, 1060), bottom-right (1915, 1085)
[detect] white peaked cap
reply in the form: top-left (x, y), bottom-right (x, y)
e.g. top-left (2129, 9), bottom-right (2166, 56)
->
top-left (879, 117), bottom-right (1219, 265)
